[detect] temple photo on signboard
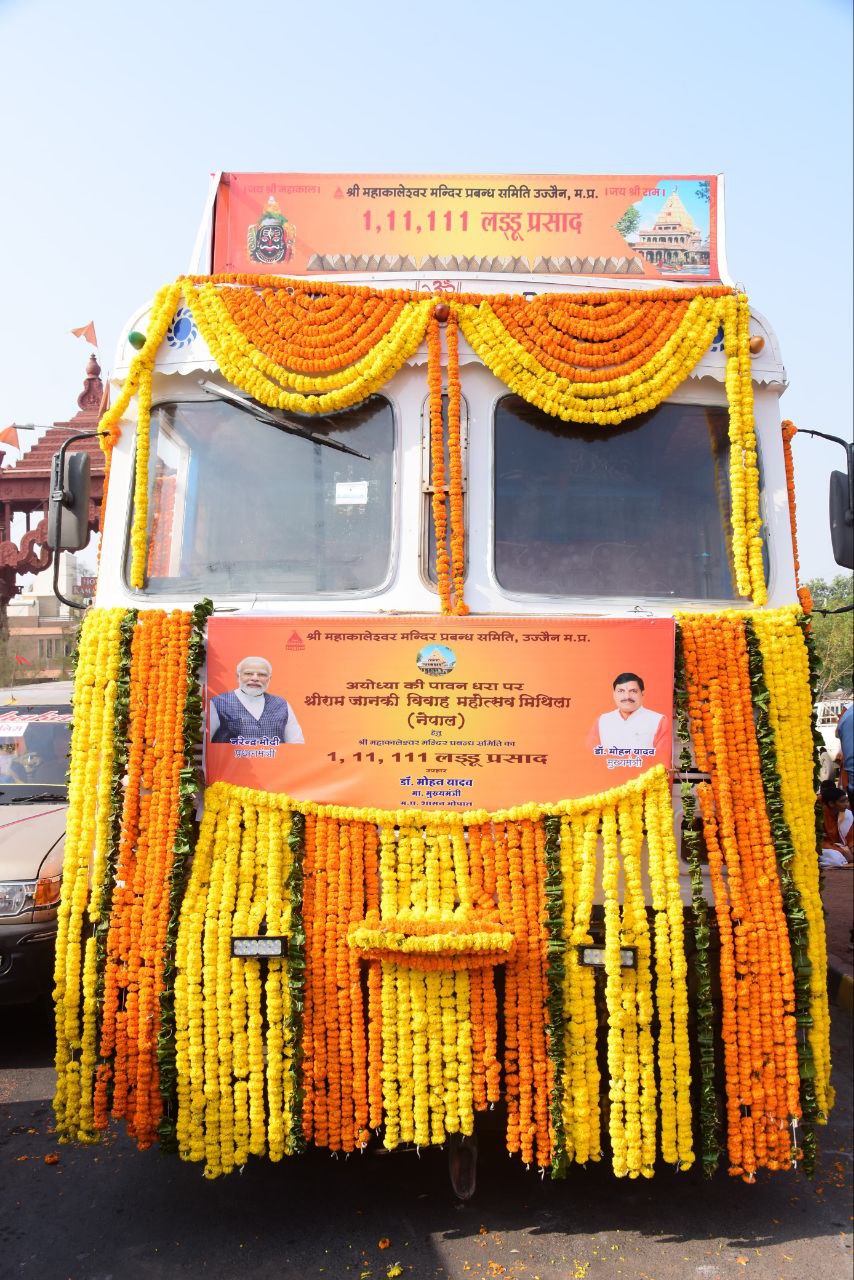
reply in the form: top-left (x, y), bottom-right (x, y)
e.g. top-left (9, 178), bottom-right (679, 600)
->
top-left (618, 180), bottom-right (712, 277)
top-left (416, 644), bottom-right (456, 676)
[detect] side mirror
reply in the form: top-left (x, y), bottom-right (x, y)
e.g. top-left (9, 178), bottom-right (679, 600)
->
top-left (829, 465), bottom-right (854, 570)
top-left (789, 428), bottom-right (853, 572)
top-left (48, 451), bottom-right (91, 552)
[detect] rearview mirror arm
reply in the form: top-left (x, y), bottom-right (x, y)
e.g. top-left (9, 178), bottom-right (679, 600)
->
top-left (51, 431), bottom-right (108, 610)
top-left (797, 428), bottom-right (854, 525)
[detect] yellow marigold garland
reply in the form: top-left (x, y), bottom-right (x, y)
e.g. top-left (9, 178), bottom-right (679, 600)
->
top-left (560, 810), bottom-right (602, 1166)
top-left (750, 608), bottom-right (833, 1115)
top-left (97, 283), bottom-right (182, 590)
top-left (723, 295), bottom-right (766, 603)
top-left (54, 607), bottom-right (125, 1142)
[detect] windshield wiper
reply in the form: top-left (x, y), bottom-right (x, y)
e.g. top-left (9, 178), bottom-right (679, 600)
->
top-left (5, 790), bottom-right (66, 805)
top-left (199, 381), bottom-right (370, 460)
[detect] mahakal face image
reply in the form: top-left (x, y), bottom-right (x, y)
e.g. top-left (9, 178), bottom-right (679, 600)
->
top-left (255, 218), bottom-right (287, 262)
top-left (248, 196), bottom-right (294, 264)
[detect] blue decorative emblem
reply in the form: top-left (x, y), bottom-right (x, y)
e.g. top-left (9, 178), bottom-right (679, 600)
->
top-left (166, 307), bottom-right (198, 349)
top-left (710, 325), bottom-right (725, 354)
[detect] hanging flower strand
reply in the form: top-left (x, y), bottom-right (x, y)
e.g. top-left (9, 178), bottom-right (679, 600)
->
top-left (445, 311), bottom-right (468, 615)
top-left (427, 314), bottom-right (452, 613)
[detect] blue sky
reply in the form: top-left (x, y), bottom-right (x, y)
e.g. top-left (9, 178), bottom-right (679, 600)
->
top-left (0, 0), bottom-right (851, 582)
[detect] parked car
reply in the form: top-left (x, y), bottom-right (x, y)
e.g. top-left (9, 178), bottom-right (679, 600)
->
top-left (0, 681), bottom-right (72, 1005)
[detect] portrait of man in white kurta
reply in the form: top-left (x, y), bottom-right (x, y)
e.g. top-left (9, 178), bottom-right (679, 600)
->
top-left (588, 671), bottom-right (669, 756)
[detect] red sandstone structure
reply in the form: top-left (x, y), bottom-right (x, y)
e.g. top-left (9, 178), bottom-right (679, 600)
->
top-left (0, 355), bottom-right (106, 634)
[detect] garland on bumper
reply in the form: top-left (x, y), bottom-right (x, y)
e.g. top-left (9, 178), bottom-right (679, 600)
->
top-left (99, 277), bottom-right (766, 606)
top-left (55, 605), bottom-right (830, 1181)
top-left (173, 768), bottom-right (692, 1177)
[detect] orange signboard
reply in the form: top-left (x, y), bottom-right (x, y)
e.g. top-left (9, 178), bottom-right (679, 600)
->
top-left (211, 173), bottom-right (723, 283)
top-left (205, 616), bottom-right (675, 811)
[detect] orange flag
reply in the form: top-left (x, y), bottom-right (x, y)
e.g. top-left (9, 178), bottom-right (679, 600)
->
top-left (0, 425), bottom-right (20, 449)
top-left (71, 321), bottom-right (98, 346)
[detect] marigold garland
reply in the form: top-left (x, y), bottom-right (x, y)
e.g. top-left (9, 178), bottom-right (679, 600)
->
top-left (426, 317), bottom-right (451, 614)
top-left (54, 607), bottom-right (126, 1142)
top-left (560, 810), bottom-right (602, 1167)
top-left (104, 277), bottom-right (764, 605)
top-left (678, 609), bottom-right (807, 1180)
top-left (56, 604), bottom-right (831, 1182)
top-left (674, 630), bottom-right (720, 1176)
top-left (90, 609), bottom-right (194, 1148)
top-left (780, 421), bottom-right (813, 612)
top-left (750, 609), bottom-right (833, 1120)
top-left (445, 313), bottom-right (468, 614)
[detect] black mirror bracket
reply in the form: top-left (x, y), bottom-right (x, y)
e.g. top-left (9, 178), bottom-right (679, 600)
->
top-left (49, 430), bottom-right (108, 610)
top-left (797, 428), bottom-right (854, 571)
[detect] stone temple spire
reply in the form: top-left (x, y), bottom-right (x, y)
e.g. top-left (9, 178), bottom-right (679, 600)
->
top-left (76, 353), bottom-right (105, 419)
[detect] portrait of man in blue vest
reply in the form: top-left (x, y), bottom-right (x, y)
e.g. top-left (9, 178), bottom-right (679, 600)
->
top-left (209, 655), bottom-right (305, 745)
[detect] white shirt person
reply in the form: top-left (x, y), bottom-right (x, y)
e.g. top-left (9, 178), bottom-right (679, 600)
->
top-left (588, 672), bottom-right (669, 755)
top-left (209, 656), bottom-right (304, 745)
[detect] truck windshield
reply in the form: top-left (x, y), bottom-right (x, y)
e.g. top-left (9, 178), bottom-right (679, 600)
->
top-left (0, 711), bottom-right (71, 802)
top-left (494, 396), bottom-right (762, 600)
top-left (137, 396), bottom-right (395, 596)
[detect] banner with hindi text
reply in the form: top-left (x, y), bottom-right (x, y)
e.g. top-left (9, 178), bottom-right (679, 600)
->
top-left (211, 173), bottom-right (724, 283)
top-left (205, 615), bottom-right (675, 811)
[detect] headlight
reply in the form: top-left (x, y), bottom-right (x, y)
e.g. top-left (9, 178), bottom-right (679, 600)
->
top-left (0, 875), bottom-right (62, 916)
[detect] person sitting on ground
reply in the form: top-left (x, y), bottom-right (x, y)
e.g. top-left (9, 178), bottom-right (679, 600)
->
top-left (819, 781), bottom-right (854, 868)
top-left (836, 790), bottom-right (853, 850)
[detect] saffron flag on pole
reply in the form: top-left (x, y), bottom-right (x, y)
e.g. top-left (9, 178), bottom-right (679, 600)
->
top-left (0, 426), bottom-right (20, 449)
top-left (71, 322), bottom-right (98, 346)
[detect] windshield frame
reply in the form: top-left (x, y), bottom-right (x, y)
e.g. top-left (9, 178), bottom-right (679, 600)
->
top-left (123, 390), bottom-right (401, 602)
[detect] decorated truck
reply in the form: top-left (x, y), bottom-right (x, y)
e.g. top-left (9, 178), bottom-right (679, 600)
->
top-left (49, 173), bottom-right (853, 1191)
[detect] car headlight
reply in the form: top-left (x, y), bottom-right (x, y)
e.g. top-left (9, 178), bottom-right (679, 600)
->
top-left (0, 875), bottom-right (62, 916)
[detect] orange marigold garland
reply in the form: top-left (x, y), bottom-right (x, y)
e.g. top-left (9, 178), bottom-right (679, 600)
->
top-left (91, 610), bottom-right (193, 1148)
top-left (445, 311), bottom-right (468, 614)
top-left (781, 421), bottom-right (813, 613)
top-left (427, 315), bottom-right (452, 613)
top-left (679, 611), bottom-right (802, 1180)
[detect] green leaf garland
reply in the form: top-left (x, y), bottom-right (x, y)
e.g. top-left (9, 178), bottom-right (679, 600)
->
top-left (157, 598), bottom-right (213, 1150)
top-left (674, 627), bottom-right (720, 1175)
